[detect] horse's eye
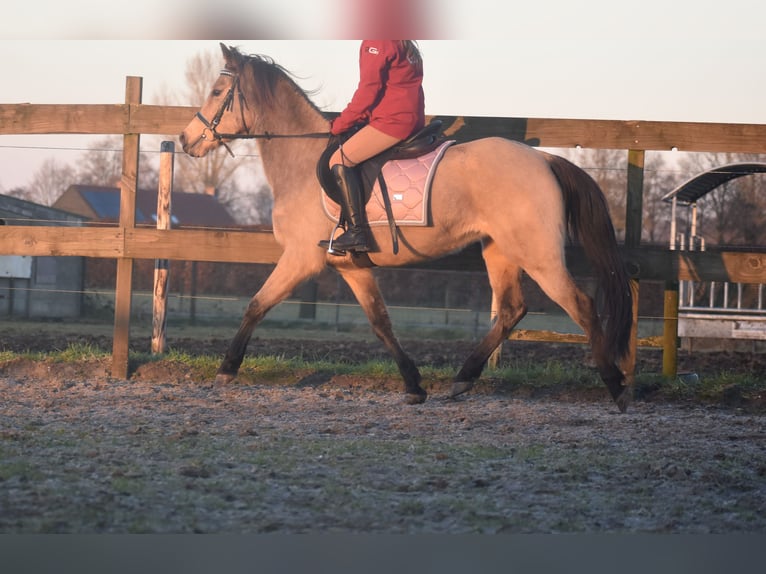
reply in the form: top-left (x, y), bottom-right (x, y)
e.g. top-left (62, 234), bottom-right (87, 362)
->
top-left (212, 89), bottom-right (222, 97)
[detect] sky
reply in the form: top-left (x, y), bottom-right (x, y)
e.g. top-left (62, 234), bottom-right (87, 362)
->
top-left (1, 0), bottom-right (764, 191)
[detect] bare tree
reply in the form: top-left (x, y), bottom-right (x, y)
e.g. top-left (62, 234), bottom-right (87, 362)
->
top-left (729, 170), bottom-right (766, 245)
top-left (675, 152), bottom-right (766, 247)
top-left (551, 148), bottom-right (766, 247)
top-left (75, 136), bottom-right (159, 190)
top-left (554, 148), bottom-right (627, 237)
top-left (641, 153), bottom-right (680, 244)
top-left (18, 157), bottom-right (76, 206)
top-left (9, 135), bottom-right (160, 209)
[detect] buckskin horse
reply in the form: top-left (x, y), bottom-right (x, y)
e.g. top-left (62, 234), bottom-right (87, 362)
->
top-left (180, 44), bottom-right (634, 411)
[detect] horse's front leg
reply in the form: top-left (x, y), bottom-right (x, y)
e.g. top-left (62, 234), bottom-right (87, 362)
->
top-left (217, 254), bottom-right (321, 385)
top-left (337, 265), bottom-right (426, 404)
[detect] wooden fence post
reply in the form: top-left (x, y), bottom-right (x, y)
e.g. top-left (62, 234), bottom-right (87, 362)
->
top-left (623, 149), bottom-right (645, 382)
top-left (152, 141), bottom-right (174, 354)
top-left (662, 280), bottom-right (679, 378)
top-left (111, 77), bottom-right (142, 379)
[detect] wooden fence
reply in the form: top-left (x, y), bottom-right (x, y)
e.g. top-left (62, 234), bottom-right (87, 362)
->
top-left (2, 76), bottom-right (766, 379)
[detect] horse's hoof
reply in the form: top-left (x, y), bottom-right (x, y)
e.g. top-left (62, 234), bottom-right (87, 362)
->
top-left (450, 381), bottom-right (474, 398)
top-left (615, 385), bottom-right (633, 413)
top-left (405, 392), bottom-right (427, 405)
top-left (214, 372), bottom-right (236, 386)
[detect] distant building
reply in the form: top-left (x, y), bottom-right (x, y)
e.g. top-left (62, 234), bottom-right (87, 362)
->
top-left (0, 193), bottom-right (86, 318)
top-left (50, 185), bottom-right (242, 321)
top-left (53, 184), bottom-right (236, 228)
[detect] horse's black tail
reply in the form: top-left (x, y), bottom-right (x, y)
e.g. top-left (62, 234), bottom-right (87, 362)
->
top-left (544, 153), bottom-right (633, 363)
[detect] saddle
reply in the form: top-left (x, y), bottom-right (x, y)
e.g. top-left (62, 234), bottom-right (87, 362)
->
top-left (316, 120), bottom-right (445, 253)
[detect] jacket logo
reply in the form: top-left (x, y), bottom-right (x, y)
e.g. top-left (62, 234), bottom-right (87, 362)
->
top-left (367, 47), bottom-right (379, 55)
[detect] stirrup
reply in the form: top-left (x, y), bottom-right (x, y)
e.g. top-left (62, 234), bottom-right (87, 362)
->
top-left (319, 220), bottom-right (347, 256)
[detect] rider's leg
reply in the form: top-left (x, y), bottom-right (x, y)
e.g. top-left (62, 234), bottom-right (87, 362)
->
top-left (328, 125), bottom-right (401, 168)
top-left (324, 164), bottom-right (369, 252)
top-left (321, 126), bottom-right (400, 253)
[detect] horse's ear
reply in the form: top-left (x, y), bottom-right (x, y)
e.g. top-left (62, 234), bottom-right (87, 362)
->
top-left (220, 42), bottom-right (232, 62)
top-left (220, 43), bottom-right (241, 73)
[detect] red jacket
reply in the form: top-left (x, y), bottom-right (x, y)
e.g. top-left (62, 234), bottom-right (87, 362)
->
top-left (331, 41), bottom-right (425, 140)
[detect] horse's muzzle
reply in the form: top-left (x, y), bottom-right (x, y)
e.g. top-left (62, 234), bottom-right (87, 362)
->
top-left (178, 131), bottom-right (190, 152)
top-left (179, 131), bottom-right (204, 156)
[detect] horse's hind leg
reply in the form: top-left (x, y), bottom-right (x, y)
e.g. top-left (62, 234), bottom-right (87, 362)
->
top-left (524, 263), bottom-right (631, 412)
top-left (337, 265), bottom-right (426, 404)
top-left (216, 253), bottom-right (321, 384)
top-left (451, 240), bottom-right (527, 398)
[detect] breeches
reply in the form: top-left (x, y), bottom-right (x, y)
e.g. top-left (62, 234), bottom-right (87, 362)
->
top-left (329, 125), bottom-right (401, 168)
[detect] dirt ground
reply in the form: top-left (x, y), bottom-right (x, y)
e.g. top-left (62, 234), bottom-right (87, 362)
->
top-left (1, 330), bottom-right (765, 533)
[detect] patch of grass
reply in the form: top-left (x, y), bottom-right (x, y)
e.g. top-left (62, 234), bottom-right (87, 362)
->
top-left (163, 350), bottom-right (221, 379)
top-left (0, 350), bottom-right (17, 362)
top-left (633, 370), bottom-right (766, 407)
top-left (0, 343), bottom-right (109, 364)
top-left (53, 343), bottom-right (107, 362)
top-left (2, 340), bottom-right (765, 410)
top-left (489, 360), bottom-right (601, 388)
top-left (358, 360), bottom-right (400, 377)
top-left (669, 371), bottom-right (763, 403)
top-left (237, 355), bottom-right (350, 383)
top-left (699, 371), bottom-right (763, 398)
top-left (0, 460), bottom-right (43, 482)
top-left (110, 475), bottom-right (145, 496)
top-left (0, 349), bottom-right (44, 361)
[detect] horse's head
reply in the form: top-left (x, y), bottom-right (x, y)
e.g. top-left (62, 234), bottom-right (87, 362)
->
top-left (180, 43), bottom-right (249, 157)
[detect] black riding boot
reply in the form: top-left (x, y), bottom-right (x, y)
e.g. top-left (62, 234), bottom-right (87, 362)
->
top-left (321, 164), bottom-right (370, 253)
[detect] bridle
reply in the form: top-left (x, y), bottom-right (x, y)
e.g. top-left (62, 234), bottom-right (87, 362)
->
top-left (194, 69), bottom-right (251, 157)
top-left (195, 69), bottom-right (331, 157)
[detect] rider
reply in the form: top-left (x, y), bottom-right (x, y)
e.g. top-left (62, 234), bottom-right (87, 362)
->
top-left (321, 40), bottom-right (426, 253)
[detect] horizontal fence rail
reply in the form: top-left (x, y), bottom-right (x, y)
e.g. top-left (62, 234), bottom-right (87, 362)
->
top-left (2, 230), bottom-right (764, 284)
top-left (4, 102), bottom-right (766, 153)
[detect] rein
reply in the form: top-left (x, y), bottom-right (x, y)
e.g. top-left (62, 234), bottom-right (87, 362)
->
top-left (197, 69), bottom-right (330, 156)
top-left (216, 131), bottom-right (332, 140)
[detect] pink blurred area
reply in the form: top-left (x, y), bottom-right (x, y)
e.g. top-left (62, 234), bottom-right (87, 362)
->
top-left (345, 0), bottom-right (441, 39)
top-left (48, 0), bottom-right (450, 40)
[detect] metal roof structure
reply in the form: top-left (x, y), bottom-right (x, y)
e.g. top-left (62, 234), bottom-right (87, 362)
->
top-left (0, 193), bottom-right (86, 226)
top-left (662, 162), bottom-right (766, 206)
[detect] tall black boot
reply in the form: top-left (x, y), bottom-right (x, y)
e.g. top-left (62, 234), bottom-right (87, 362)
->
top-left (320, 164), bottom-right (370, 253)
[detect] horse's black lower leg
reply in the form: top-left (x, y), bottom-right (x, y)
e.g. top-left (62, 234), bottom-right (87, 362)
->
top-left (338, 266), bottom-right (426, 404)
top-left (215, 254), bottom-right (321, 385)
top-left (370, 309), bottom-right (426, 404)
top-left (385, 342), bottom-right (426, 404)
top-left (524, 266), bottom-right (632, 412)
top-left (451, 302), bottom-right (526, 398)
top-left (589, 330), bottom-right (632, 413)
top-left (567, 302), bottom-right (632, 413)
top-left (216, 298), bottom-right (266, 384)
top-left (600, 364), bottom-right (631, 413)
top-left (452, 244), bottom-right (525, 398)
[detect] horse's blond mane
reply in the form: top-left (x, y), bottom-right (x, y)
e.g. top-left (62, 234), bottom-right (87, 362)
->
top-left (235, 49), bottom-right (325, 117)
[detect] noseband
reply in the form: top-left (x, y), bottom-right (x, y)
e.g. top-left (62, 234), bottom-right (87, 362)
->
top-left (194, 68), bottom-right (330, 157)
